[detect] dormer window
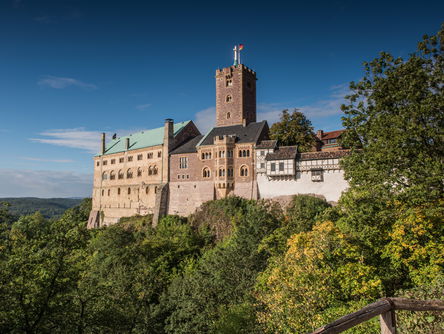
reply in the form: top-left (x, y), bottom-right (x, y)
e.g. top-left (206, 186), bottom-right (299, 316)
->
top-left (226, 95), bottom-right (232, 103)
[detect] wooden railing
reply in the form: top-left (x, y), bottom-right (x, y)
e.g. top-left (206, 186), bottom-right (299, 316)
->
top-left (311, 298), bottom-right (444, 334)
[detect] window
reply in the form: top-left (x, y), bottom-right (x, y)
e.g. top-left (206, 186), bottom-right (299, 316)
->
top-left (271, 163), bottom-right (276, 172)
top-left (119, 157), bottom-right (124, 163)
top-left (279, 162), bottom-right (284, 171)
top-left (158, 151), bottom-right (162, 158)
top-left (202, 152), bottom-right (212, 160)
top-left (177, 175), bottom-right (180, 179)
top-left (128, 156), bottom-right (133, 162)
top-left (137, 154), bottom-right (143, 161)
top-left (226, 112), bottom-right (231, 119)
top-left (96, 161), bottom-right (100, 166)
top-left (111, 159), bottom-right (115, 164)
top-left (153, 166), bottom-right (158, 175)
top-left (108, 189), bottom-right (110, 196)
top-left (179, 157), bottom-right (188, 169)
top-left (219, 151), bottom-right (225, 158)
top-left (260, 150), bottom-right (265, 156)
top-left (126, 169), bottom-right (133, 179)
top-left (145, 187), bottom-right (149, 194)
top-left (118, 170), bottom-right (124, 179)
top-left (227, 168), bottom-right (233, 177)
top-left (110, 171), bottom-right (116, 180)
top-left (327, 138), bottom-right (337, 144)
top-left (137, 168), bottom-right (142, 177)
top-left (186, 175), bottom-right (189, 179)
top-left (102, 172), bottom-right (108, 180)
top-left (148, 166), bottom-right (153, 175)
top-left (240, 166), bottom-right (248, 177)
top-left (246, 81), bottom-right (252, 89)
top-left (103, 160), bottom-right (107, 165)
top-left (101, 189), bottom-right (104, 196)
top-left (219, 168), bottom-right (225, 177)
top-left (128, 188), bottom-right (131, 195)
top-left (260, 163), bottom-right (265, 169)
top-left (227, 150), bottom-right (233, 158)
top-left (226, 95), bottom-right (232, 103)
top-left (226, 78), bottom-right (232, 87)
top-left (311, 169), bottom-right (324, 182)
top-left (203, 167), bottom-right (211, 178)
top-left (147, 152), bottom-right (153, 159)
top-left (117, 188), bottom-right (121, 195)
top-left (239, 149), bottom-right (250, 157)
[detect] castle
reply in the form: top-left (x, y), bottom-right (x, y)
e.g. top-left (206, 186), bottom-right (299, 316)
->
top-left (88, 49), bottom-right (349, 228)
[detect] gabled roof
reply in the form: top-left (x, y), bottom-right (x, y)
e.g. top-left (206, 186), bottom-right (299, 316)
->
top-left (265, 146), bottom-right (298, 161)
top-left (198, 121), bottom-right (267, 146)
top-left (256, 139), bottom-right (277, 149)
top-left (98, 120), bottom-right (191, 156)
top-left (170, 135), bottom-right (204, 155)
top-left (299, 150), bottom-right (350, 160)
top-left (321, 130), bottom-right (345, 140)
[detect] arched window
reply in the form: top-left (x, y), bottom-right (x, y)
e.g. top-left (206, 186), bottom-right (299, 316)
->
top-left (126, 169), bottom-right (133, 179)
top-left (219, 168), bottom-right (225, 177)
top-left (226, 95), bottom-right (232, 102)
top-left (108, 189), bottom-right (110, 196)
top-left (110, 171), bottom-right (116, 180)
top-left (117, 188), bottom-right (121, 195)
top-left (240, 165), bottom-right (248, 177)
top-left (226, 112), bottom-right (231, 119)
top-left (246, 150), bottom-right (250, 157)
top-left (128, 187), bottom-right (131, 195)
top-left (101, 189), bottom-right (104, 196)
top-left (153, 166), bottom-right (158, 175)
top-left (137, 168), bottom-right (142, 177)
top-left (203, 167), bottom-right (211, 178)
top-left (118, 170), bottom-right (124, 179)
top-left (102, 172), bottom-right (108, 180)
top-left (148, 166), bottom-right (153, 175)
top-left (145, 187), bottom-right (149, 195)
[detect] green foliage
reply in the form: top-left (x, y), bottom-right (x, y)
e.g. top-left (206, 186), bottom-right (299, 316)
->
top-left (163, 200), bottom-right (280, 334)
top-left (396, 276), bottom-right (444, 333)
top-left (260, 195), bottom-right (330, 256)
top-left (269, 109), bottom-right (316, 152)
top-left (0, 197), bottom-right (83, 219)
top-left (340, 25), bottom-right (444, 205)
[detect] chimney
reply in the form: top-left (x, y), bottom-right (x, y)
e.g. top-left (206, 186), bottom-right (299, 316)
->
top-left (164, 118), bottom-right (174, 151)
top-left (316, 130), bottom-right (324, 140)
top-left (125, 137), bottom-right (130, 150)
top-left (101, 133), bottom-right (106, 155)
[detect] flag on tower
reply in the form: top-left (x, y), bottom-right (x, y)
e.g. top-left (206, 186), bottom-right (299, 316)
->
top-left (239, 44), bottom-right (244, 50)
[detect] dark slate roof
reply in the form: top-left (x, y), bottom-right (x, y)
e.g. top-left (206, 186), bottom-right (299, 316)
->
top-left (256, 139), bottom-right (277, 149)
top-left (265, 146), bottom-right (298, 161)
top-left (170, 135), bottom-right (204, 155)
top-left (299, 150), bottom-right (350, 160)
top-left (198, 121), bottom-right (267, 146)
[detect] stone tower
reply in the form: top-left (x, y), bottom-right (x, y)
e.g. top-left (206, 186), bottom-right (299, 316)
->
top-left (215, 63), bottom-right (257, 127)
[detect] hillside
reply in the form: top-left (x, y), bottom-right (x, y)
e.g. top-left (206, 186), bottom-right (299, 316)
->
top-left (0, 197), bottom-right (84, 219)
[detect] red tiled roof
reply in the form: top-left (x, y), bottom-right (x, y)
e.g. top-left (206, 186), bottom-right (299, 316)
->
top-left (321, 130), bottom-right (345, 140)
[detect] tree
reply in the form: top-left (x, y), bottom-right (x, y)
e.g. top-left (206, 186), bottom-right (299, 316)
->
top-left (269, 109), bottom-right (316, 152)
top-left (340, 25), bottom-right (444, 205)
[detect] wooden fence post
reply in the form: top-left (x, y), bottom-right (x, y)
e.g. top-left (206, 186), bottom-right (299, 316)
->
top-left (379, 310), bottom-right (396, 334)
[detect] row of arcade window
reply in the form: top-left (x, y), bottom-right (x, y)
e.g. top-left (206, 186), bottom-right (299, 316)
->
top-left (102, 166), bottom-right (158, 180)
top-left (97, 151), bottom-right (162, 166)
top-left (101, 186), bottom-right (158, 197)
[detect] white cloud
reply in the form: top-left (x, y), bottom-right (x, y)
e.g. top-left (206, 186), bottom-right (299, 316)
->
top-left (20, 157), bottom-right (74, 163)
top-left (194, 106), bottom-right (215, 134)
top-left (38, 76), bottom-right (97, 90)
top-left (0, 169), bottom-right (92, 198)
top-left (257, 84), bottom-right (349, 125)
top-left (30, 128), bottom-right (102, 153)
top-left (136, 103), bottom-right (151, 111)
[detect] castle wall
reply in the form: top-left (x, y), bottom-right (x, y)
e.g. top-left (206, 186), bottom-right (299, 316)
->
top-left (256, 169), bottom-right (348, 203)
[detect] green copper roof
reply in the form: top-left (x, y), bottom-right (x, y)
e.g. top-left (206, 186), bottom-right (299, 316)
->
top-left (98, 120), bottom-right (191, 156)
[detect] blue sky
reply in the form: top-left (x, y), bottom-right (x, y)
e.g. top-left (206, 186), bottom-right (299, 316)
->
top-left (1, 0), bottom-right (442, 197)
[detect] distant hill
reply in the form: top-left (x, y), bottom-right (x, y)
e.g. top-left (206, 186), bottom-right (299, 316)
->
top-left (0, 197), bottom-right (84, 219)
